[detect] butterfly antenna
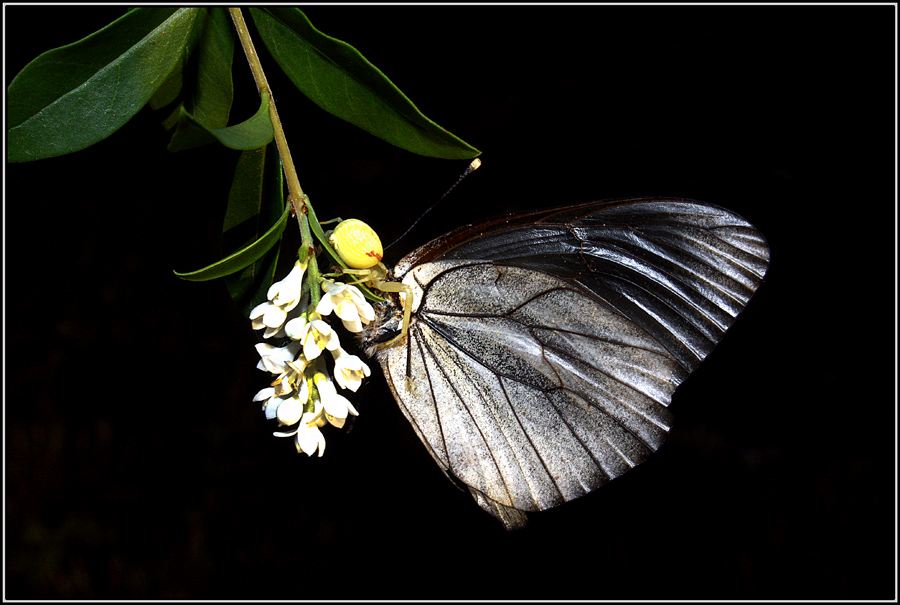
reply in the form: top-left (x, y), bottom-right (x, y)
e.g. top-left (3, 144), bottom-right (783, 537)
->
top-left (383, 158), bottom-right (482, 252)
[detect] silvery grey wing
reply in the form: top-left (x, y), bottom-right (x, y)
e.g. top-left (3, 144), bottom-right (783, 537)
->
top-left (373, 198), bottom-right (769, 529)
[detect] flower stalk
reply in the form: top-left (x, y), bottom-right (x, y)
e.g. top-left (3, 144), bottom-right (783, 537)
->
top-left (231, 7), bottom-right (380, 458)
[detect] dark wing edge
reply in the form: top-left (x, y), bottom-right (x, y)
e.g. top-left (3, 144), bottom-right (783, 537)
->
top-left (468, 487), bottom-right (529, 530)
top-left (434, 199), bottom-right (770, 373)
top-left (393, 197), bottom-right (768, 277)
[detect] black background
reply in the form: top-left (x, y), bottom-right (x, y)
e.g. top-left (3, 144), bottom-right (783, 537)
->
top-left (4, 4), bottom-right (896, 600)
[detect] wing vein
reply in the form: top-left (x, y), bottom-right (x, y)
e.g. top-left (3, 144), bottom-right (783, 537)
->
top-left (419, 326), bottom-right (517, 506)
top-left (530, 317), bottom-right (668, 457)
top-left (496, 378), bottom-right (567, 506)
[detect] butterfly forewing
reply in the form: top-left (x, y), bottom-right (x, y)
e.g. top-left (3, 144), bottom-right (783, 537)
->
top-left (368, 198), bottom-right (769, 529)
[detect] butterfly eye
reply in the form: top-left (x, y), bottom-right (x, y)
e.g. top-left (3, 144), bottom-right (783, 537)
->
top-left (330, 219), bottom-right (383, 270)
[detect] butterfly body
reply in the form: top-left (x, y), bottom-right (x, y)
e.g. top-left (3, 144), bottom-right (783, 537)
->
top-left (360, 198), bottom-right (769, 529)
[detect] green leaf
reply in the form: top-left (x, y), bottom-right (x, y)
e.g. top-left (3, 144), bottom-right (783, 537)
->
top-left (223, 143), bottom-right (285, 317)
top-left (7, 7), bottom-right (205, 162)
top-left (148, 54), bottom-right (185, 114)
top-left (305, 199), bottom-right (344, 268)
top-left (173, 148), bottom-right (289, 283)
top-left (249, 7), bottom-right (480, 160)
top-left (148, 7), bottom-right (234, 124)
top-left (166, 91), bottom-right (275, 152)
top-left (183, 7), bottom-right (235, 130)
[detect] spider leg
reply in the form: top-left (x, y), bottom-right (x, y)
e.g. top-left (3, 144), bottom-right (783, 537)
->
top-left (340, 262), bottom-right (388, 287)
top-left (372, 280), bottom-right (412, 346)
top-left (340, 268), bottom-right (371, 286)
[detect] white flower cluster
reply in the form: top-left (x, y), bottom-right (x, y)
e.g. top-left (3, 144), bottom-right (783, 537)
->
top-left (250, 259), bottom-right (374, 456)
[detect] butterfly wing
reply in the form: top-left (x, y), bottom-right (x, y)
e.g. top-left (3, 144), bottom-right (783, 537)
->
top-left (373, 198), bottom-right (769, 528)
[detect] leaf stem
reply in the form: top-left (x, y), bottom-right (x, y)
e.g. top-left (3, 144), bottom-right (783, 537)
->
top-left (228, 7), bottom-right (321, 309)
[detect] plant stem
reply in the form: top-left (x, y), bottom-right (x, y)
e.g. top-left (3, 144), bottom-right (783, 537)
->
top-left (229, 7), bottom-right (321, 309)
top-left (228, 9), bottom-right (305, 222)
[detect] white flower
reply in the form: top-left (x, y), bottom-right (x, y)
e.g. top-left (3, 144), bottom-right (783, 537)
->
top-left (274, 395), bottom-right (304, 426)
top-left (315, 280), bottom-right (375, 333)
top-left (332, 348), bottom-right (371, 392)
top-left (249, 302), bottom-right (288, 338)
top-left (294, 421), bottom-right (327, 456)
top-left (274, 403), bottom-right (327, 457)
top-left (269, 361), bottom-right (306, 397)
top-left (284, 314), bottom-right (340, 361)
top-left (254, 341), bottom-right (302, 374)
top-left (249, 259), bottom-right (308, 337)
top-left (253, 386), bottom-right (275, 404)
top-left (258, 382), bottom-right (310, 425)
top-left (315, 373), bottom-right (359, 429)
top-left (262, 395), bottom-right (285, 420)
top-left (268, 259), bottom-right (307, 309)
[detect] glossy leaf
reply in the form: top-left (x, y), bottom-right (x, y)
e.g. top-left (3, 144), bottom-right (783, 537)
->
top-left (7, 7), bottom-right (204, 162)
top-left (166, 91), bottom-right (275, 152)
top-left (149, 53), bottom-right (186, 114)
top-left (223, 143), bottom-right (285, 317)
top-left (151, 7), bottom-right (242, 151)
top-left (182, 6), bottom-right (235, 131)
top-left (173, 149), bottom-right (289, 282)
top-left (305, 200), bottom-right (343, 268)
top-left (249, 7), bottom-right (480, 160)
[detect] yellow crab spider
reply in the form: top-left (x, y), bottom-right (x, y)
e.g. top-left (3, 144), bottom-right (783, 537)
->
top-left (328, 219), bottom-right (413, 346)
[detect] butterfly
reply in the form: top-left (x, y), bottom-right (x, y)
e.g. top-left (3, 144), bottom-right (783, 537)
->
top-left (359, 197), bottom-right (769, 529)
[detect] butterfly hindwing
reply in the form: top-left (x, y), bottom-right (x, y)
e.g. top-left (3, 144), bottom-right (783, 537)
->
top-left (371, 198), bottom-right (769, 528)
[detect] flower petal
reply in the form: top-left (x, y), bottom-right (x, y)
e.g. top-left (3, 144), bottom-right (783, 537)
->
top-left (303, 334), bottom-right (322, 361)
top-left (275, 396), bottom-right (303, 425)
top-left (324, 330), bottom-right (341, 351)
top-left (346, 399), bottom-right (359, 417)
top-left (334, 299), bottom-right (361, 322)
top-left (310, 319), bottom-right (332, 336)
top-left (263, 324), bottom-right (285, 339)
top-left (322, 387), bottom-right (353, 427)
top-left (250, 302), bottom-right (269, 320)
top-left (295, 425), bottom-right (325, 456)
top-left (263, 305), bottom-right (287, 329)
top-left (333, 353), bottom-right (370, 391)
top-left (340, 317), bottom-right (363, 333)
top-left (321, 279), bottom-right (344, 295)
top-left (357, 300), bottom-right (376, 323)
top-left (264, 396), bottom-right (284, 420)
top-left (284, 316), bottom-right (307, 341)
top-left (255, 341), bottom-right (302, 373)
top-left (253, 387), bottom-right (275, 402)
top-left (315, 295), bottom-right (334, 317)
top-left (296, 378), bottom-right (310, 404)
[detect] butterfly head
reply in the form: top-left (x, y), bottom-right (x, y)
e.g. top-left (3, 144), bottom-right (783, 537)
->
top-left (358, 295), bottom-right (404, 358)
